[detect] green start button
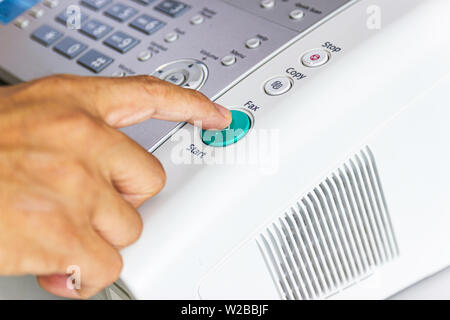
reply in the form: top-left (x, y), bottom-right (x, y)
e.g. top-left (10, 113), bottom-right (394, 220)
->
top-left (201, 110), bottom-right (251, 147)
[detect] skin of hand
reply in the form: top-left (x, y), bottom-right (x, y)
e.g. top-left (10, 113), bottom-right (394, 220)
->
top-left (0, 74), bottom-right (231, 299)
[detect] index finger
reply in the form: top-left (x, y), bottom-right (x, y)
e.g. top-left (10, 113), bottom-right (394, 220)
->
top-left (48, 74), bottom-right (232, 130)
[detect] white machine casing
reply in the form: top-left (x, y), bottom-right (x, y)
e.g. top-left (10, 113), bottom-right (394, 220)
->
top-left (0, 0), bottom-right (449, 300)
top-left (119, 0), bottom-right (450, 299)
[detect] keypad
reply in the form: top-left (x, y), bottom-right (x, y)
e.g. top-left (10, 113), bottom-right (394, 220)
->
top-left (31, 24), bottom-right (63, 46)
top-left (154, 0), bottom-right (190, 18)
top-left (129, 14), bottom-right (165, 35)
top-left (56, 8), bottom-right (89, 25)
top-left (103, 31), bottom-right (140, 53)
top-left (77, 49), bottom-right (113, 73)
top-left (80, 19), bottom-right (113, 40)
top-left (104, 3), bottom-right (138, 22)
top-left (27, 0), bottom-right (197, 75)
top-left (54, 36), bottom-right (87, 59)
top-left (81, 0), bottom-right (112, 11)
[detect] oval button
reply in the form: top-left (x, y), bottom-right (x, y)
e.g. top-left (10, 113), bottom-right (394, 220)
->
top-left (301, 49), bottom-right (330, 67)
top-left (264, 76), bottom-right (293, 96)
top-left (201, 110), bottom-right (251, 147)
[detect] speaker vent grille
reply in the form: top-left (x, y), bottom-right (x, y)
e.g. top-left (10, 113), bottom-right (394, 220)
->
top-left (257, 146), bottom-right (399, 300)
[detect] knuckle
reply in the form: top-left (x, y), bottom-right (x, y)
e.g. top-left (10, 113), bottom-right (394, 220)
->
top-left (189, 88), bottom-right (207, 100)
top-left (134, 75), bottom-right (159, 89)
top-left (57, 223), bottom-right (85, 250)
top-left (46, 73), bottom-right (77, 82)
top-left (137, 75), bottom-right (161, 86)
top-left (69, 111), bottom-right (102, 133)
top-left (36, 74), bottom-right (77, 92)
top-left (185, 86), bottom-right (208, 102)
top-left (139, 75), bottom-right (172, 98)
top-left (11, 75), bottom-right (70, 102)
top-left (66, 160), bottom-right (93, 183)
top-left (102, 126), bottom-right (135, 150)
top-left (31, 154), bottom-right (98, 197)
top-left (50, 109), bottom-right (103, 141)
top-left (42, 213), bottom-right (87, 249)
top-left (61, 160), bottom-right (99, 197)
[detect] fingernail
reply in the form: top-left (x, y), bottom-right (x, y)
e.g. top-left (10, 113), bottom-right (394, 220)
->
top-left (38, 274), bottom-right (81, 299)
top-left (214, 103), bottom-right (232, 121)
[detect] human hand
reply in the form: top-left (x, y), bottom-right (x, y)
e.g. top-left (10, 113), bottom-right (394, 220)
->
top-left (0, 74), bottom-right (231, 299)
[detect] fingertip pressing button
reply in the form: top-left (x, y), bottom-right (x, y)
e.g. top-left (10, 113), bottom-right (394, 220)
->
top-left (202, 110), bottom-right (251, 147)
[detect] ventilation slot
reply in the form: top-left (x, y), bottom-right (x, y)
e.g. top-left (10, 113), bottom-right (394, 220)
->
top-left (257, 146), bottom-right (399, 300)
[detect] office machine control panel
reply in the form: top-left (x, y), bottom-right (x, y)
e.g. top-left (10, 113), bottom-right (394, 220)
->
top-left (0, 0), bottom-right (352, 151)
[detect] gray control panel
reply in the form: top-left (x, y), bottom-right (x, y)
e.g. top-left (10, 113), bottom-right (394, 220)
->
top-left (0, 0), bottom-right (352, 151)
